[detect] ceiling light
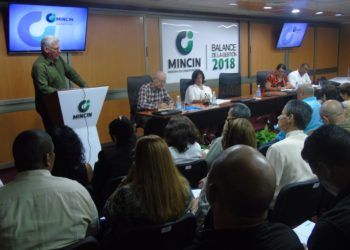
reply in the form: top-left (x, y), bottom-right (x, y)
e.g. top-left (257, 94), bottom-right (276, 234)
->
top-left (335, 13), bottom-right (343, 16)
top-left (264, 6), bottom-right (272, 10)
top-left (315, 11), bottom-right (324, 15)
top-left (229, 3), bottom-right (238, 6)
top-left (291, 9), bottom-right (300, 14)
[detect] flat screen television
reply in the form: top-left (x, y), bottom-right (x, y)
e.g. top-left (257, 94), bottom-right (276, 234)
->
top-left (8, 3), bottom-right (88, 53)
top-left (276, 23), bottom-right (308, 49)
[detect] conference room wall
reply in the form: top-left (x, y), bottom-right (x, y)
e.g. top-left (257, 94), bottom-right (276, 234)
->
top-left (339, 24), bottom-right (350, 76)
top-left (0, 11), bottom-right (342, 166)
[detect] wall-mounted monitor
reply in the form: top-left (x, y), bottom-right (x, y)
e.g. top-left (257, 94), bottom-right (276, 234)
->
top-left (276, 23), bottom-right (308, 49)
top-left (8, 3), bottom-right (88, 53)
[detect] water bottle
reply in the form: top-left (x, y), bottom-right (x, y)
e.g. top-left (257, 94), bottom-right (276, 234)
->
top-left (212, 91), bottom-right (217, 105)
top-left (256, 85), bottom-right (262, 98)
top-left (176, 95), bottom-right (181, 110)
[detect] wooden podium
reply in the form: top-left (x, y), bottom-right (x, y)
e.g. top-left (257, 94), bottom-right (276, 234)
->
top-left (44, 86), bottom-right (109, 166)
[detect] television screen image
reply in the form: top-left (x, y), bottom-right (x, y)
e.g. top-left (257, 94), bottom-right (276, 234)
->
top-left (276, 23), bottom-right (308, 49)
top-left (8, 3), bottom-right (88, 53)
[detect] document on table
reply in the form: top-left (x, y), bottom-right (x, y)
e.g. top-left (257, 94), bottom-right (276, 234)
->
top-left (293, 220), bottom-right (315, 245)
top-left (215, 99), bottom-right (231, 105)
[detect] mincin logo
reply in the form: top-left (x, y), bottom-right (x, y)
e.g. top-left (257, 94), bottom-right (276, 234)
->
top-left (176, 31), bottom-right (194, 55)
top-left (46, 13), bottom-right (56, 23)
top-left (78, 100), bottom-right (90, 113)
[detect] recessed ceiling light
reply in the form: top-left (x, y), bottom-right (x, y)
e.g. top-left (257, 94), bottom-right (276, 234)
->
top-left (315, 11), bottom-right (324, 15)
top-left (291, 9), bottom-right (300, 14)
top-left (264, 6), bottom-right (272, 10)
top-left (229, 3), bottom-right (238, 6)
top-left (335, 13), bottom-right (343, 16)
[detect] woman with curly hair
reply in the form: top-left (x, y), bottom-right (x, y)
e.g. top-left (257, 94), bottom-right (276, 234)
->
top-left (164, 115), bottom-right (202, 164)
top-left (50, 125), bottom-right (93, 186)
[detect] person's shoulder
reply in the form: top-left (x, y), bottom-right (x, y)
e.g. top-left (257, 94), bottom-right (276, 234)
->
top-left (32, 55), bottom-right (47, 70)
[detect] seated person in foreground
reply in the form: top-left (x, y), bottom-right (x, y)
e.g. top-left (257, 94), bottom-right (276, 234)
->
top-left (0, 129), bottom-right (98, 250)
top-left (265, 63), bottom-right (293, 91)
top-left (50, 125), bottom-right (93, 186)
top-left (288, 63), bottom-right (312, 89)
top-left (320, 100), bottom-right (350, 132)
top-left (137, 70), bottom-right (173, 111)
top-left (185, 69), bottom-right (212, 104)
top-left (93, 116), bottom-right (136, 204)
top-left (267, 100), bottom-right (316, 207)
top-left (302, 125), bottom-right (350, 250)
top-left (339, 82), bottom-right (350, 119)
top-left (196, 118), bottom-right (257, 230)
top-left (205, 103), bottom-right (251, 167)
top-left (165, 115), bottom-right (202, 164)
top-left (103, 135), bottom-right (193, 235)
top-left (187, 145), bottom-right (303, 250)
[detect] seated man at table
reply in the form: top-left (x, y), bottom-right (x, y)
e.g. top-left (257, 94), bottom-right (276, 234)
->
top-left (0, 129), bottom-right (98, 250)
top-left (288, 63), bottom-right (312, 89)
top-left (302, 125), bottom-right (350, 250)
top-left (187, 145), bottom-right (303, 250)
top-left (266, 63), bottom-right (293, 91)
top-left (137, 70), bottom-right (174, 111)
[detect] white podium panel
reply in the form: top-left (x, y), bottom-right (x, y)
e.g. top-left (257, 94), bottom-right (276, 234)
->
top-left (56, 86), bottom-right (108, 167)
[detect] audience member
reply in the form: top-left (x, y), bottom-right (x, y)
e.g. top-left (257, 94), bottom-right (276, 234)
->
top-left (288, 63), bottom-right (312, 89)
top-left (196, 117), bottom-right (256, 230)
top-left (302, 125), bottom-right (350, 250)
top-left (267, 100), bottom-right (315, 207)
top-left (93, 116), bottom-right (136, 205)
top-left (188, 145), bottom-right (303, 250)
top-left (137, 70), bottom-right (173, 111)
top-left (185, 69), bottom-right (212, 104)
top-left (265, 63), bottom-right (292, 91)
top-left (205, 103), bottom-right (251, 167)
top-left (0, 129), bottom-right (98, 250)
top-left (165, 115), bottom-right (202, 164)
top-left (320, 100), bottom-right (350, 132)
top-left (319, 84), bottom-right (342, 103)
top-left (339, 82), bottom-right (350, 119)
top-left (104, 135), bottom-right (193, 235)
top-left (297, 83), bottom-right (323, 134)
top-left (50, 125), bottom-right (93, 186)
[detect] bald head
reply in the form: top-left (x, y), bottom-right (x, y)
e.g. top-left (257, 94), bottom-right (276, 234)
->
top-left (320, 100), bottom-right (345, 125)
top-left (152, 71), bottom-right (167, 89)
top-left (13, 129), bottom-right (55, 172)
top-left (206, 145), bottom-right (276, 221)
top-left (297, 84), bottom-right (314, 100)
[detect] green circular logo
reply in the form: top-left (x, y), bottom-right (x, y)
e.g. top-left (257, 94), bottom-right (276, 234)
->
top-left (78, 100), bottom-right (90, 113)
top-left (176, 31), bottom-right (194, 55)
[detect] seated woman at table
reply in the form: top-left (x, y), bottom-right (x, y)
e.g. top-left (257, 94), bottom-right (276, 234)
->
top-left (185, 69), bottom-right (212, 104)
top-left (103, 135), bottom-right (193, 235)
top-left (164, 115), bottom-right (202, 164)
top-left (265, 64), bottom-right (292, 91)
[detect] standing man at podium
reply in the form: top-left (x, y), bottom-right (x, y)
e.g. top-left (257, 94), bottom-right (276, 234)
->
top-left (32, 36), bottom-right (86, 132)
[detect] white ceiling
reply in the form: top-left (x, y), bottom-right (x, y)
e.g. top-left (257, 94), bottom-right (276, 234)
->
top-left (72, 0), bottom-right (350, 23)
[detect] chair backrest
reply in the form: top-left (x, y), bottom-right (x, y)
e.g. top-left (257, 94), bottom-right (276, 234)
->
top-left (271, 179), bottom-right (322, 227)
top-left (176, 159), bottom-right (208, 188)
top-left (127, 75), bottom-right (152, 123)
top-left (218, 73), bottom-right (241, 99)
top-left (256, 71), bottom-right (272, 89)
top-left (59, 236), bottom-right (100, 250)
top-left (105, 213), bottom-right (196, 250)
top-left (99, 176), bottom-right (125, 211)
top-left (180, 79), bottom-right (192, 102)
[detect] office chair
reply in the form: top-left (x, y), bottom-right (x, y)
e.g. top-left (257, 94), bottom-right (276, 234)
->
top-left (176, 159), bottom-right (208, 188)
top-left (98, 175), bottom-right (125, 211)
top-left (256, 71), bottom-right (272, 90)
top-left (180, 78), bottom-right (192, 102)
top-left (218, 73), bottom-right (241, 98)
top-left (127, 75), bottom-right (152, 126)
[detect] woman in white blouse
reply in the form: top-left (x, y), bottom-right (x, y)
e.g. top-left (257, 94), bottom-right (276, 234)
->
top-left (185, 69), bottom-right (213, 104)
top-left (164, 115), bottom-right (202, 164)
